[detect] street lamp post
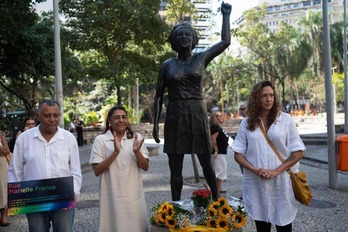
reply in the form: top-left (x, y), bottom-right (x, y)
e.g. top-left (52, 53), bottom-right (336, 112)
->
top-left (323, 0), bottom-right (338, 189)
top-left (53, 0), bottom-right (64, 127)
top-left (136, 78), bottom-right (139, 126)
top-left (344, 0), bottom-right (348, 133)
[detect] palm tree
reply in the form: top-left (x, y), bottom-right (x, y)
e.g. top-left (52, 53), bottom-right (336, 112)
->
top-left (298, 11), bottom-right (324, 79)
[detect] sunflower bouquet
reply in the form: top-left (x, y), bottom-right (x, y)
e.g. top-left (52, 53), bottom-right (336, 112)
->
top-left (150, 201), bottom-right (195, 229)
top-left (203, 198), bottom-right (247, 230)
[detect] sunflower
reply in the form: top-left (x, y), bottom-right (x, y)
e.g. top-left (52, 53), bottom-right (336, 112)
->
top-left (153, 213), bottom-right (162, 226)
top-left (159, 202), bottom-right (169, 212)
top-left (166, 204), bottom-right (174, 217)
top-left (216, 217), bottom-right (229, 229)
top-left (207, 218), bottom-right (217, 228)
top-left (211, 201), bottom-right (220, 210)
top-left (217, 197), bottom-right (228, 207)
top-left (159, 210), bottom-right (167, 223)
top-left (165, 217), bottom-right (177, 228)
top-left (207, 205), bottom-right (217, 218)
top-left (219, 205), bottom-right (233, 216)
top-left (232, 213), bottom-right (247, 228)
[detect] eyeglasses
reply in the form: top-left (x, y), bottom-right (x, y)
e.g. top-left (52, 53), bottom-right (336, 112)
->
top-left (239, 108), bottom-right (246, 111)
top-left (215, 115), bottom-right (222, 117)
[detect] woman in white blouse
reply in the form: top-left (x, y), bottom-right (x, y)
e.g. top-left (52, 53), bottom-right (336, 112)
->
top-left (232, 80), bottom-right (305, 232)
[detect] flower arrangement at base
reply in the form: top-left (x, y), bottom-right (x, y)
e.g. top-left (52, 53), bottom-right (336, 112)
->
top-left (191, 189), bottom-right (212, 208)
top-left (203, 198), bottom-right (247, 230)
top-left (150, 196), bottom-right (247, 231)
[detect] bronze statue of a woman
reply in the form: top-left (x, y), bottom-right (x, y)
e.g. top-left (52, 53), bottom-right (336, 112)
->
top-left (153, 2), bottom-right (231, 201)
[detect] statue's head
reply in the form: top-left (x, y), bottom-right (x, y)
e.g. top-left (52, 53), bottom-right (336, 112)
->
top-left (168, 23), bottom-right (199, 52)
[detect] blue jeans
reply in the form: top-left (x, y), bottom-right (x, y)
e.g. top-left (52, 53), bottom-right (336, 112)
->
top-left (26, 209), bottom-right (74, 232)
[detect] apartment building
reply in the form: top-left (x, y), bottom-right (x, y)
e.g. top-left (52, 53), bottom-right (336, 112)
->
top-left (229, 0), bottom-right (345, 57)
top-left (262, 0), bottom-right (343, 33)
top-left (233, 0), bottom-right (343, 32)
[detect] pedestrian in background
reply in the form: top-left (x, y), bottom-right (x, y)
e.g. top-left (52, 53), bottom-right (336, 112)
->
top-left (8, 99), bottom-right (82, 232)
top-left (232, 80), bottom-right (305, 232)
top-left (89, 105), bottom-right (149, 232)
top-left (0, 132), bottom-right (11, 227)
top-left (68, 117), bottom-right (76, 133)
top-left (75, 116), bottom-right (84, 146)
top-left (8, 117), bottom-right (36, 152)
top-left (16, 117), bottom-right (36, 138)
top-left (210, 111), bottom-right (229, 193)
top-left (152, 2), bottom-right (231, 201)
top-left (239, 102), bottom-right (248, 118)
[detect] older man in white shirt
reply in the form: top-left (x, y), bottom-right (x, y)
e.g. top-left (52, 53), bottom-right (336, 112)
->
top-left (8, 99), bottom-right (82, 232)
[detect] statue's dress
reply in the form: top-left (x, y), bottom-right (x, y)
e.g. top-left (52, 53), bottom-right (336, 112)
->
top-left (162, 54), bottom-right (212, 155)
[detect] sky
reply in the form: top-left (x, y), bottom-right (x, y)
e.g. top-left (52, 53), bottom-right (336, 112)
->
top-left (35, 0), bottom-right (260, 40)
top-left (36, 1), bottom-right (259, 23)
top-left (213, 0), bottom-right (259, 22)
top-left (34, 0), bottom-right (52, 13)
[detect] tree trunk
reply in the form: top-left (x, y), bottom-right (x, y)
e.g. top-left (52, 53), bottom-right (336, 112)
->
top-left (117, 85), bottom-right (121, 105)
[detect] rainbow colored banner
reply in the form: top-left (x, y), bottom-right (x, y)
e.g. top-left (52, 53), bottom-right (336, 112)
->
top-left (7, 176), bottom-right (75, 216)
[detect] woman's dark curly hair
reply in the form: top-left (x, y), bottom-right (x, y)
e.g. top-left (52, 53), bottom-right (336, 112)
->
top-left (168, 23), bottom-right (199, 53)
top-left (103, 105), bottom-right (134, 139)
top-left (247, 80), bottom-right (281, 131)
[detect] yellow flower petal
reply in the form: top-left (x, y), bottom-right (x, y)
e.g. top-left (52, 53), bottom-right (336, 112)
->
top-left (216, 218), bottom-right (229, 229)
top-left (232, 213), bottom-right (247, 228)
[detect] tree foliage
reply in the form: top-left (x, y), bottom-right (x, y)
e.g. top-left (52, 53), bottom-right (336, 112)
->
top-left (232, 3), bottom-right (312, 107)
top-left (59, 0), bottom-right (169, 105)
top-left (2, 0), bottom-right (348, 125)
top-left (0, 1), bottom-right (53, 115)
top-left (165, 0), bottom-right (197, 25)
top-left (0, 1), bottom-right (85, 117)
top-left (298, 11), bottom-right (324, 78)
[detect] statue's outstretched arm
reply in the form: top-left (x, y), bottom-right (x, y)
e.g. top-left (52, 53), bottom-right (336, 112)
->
top-left (203, 2), bottom-right (231, 66)
top-left (221, 2), bottom-right (231, 46)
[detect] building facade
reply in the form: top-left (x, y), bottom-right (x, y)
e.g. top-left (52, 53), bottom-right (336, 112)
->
top-left (230, 0), bottom-right (344, 57)
top-left (261, 0), bottom-right (341, 33)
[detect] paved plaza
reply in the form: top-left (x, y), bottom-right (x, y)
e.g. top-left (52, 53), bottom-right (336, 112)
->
top-left (2, 113), bottom-right (348, 232)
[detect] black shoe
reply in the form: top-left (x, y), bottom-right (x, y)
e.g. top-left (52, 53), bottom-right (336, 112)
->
top-left (0, 222), bottom-right (10, 227)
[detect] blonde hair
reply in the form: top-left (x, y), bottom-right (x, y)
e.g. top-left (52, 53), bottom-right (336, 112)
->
top-left (210, 111), bottom-right (222, 127)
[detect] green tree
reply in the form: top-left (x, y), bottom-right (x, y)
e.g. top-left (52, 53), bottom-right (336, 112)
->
top-left (0, 14), bottom-right (55, 115)
top-left (165, 0), bottom-right (198, 25)
top-left (296, 11), bottom-right (345, 110)
top-left (233, 4), bottom-right (314, 107)
top-left (0, 1), bottom-right (84, 116)
top-left (59, 0), bottom-right (168, 106)
top-left (272, 23), bottom-right (312, 107)
top-left (298, 11), bottom-right (324, 78)
top-left (206, 53), bottom-right (257, 115)
top-left (330, 21), bottom-right (344, 73)
top-left (0, 0), bottom-right (40, 114)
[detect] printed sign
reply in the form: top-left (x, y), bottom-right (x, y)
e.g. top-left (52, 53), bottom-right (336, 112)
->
top-left (7, 176), bottom-right (75, 215)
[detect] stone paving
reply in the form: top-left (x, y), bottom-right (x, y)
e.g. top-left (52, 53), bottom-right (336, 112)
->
top-left (3, 114), bottom-right (348, 232)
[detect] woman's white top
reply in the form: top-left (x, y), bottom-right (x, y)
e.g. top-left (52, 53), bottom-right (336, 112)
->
top-left (232, 112), bottom-right (305, 226)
